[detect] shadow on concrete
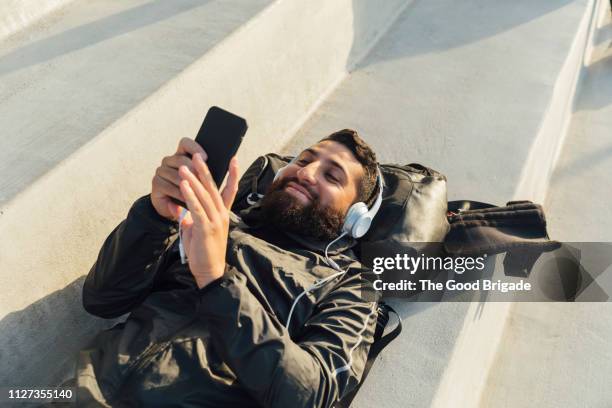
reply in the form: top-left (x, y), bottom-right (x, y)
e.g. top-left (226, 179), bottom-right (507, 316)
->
top-left (573, 10), bottom-right (612, 112)
top-left (349, 0), bottom-right (574, 72)
top-left (0, 0), bottom-right (209, 76)
top-left (574, 53), bottom-right (612, 111)
top-left (594, 12), bottom-right (612, 46)
top-left (549, 17), bottom-right (612, 182)
top-left (0, 276), bottom-right (120, 387)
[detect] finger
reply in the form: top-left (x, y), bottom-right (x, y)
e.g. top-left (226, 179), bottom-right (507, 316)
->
top-left (179, 179), bottom-right (210, 224)
top-left (179, 166), bottom-right (218, 223)
top-left (156, 165), bottom-right (182, 187)
top-left (221, 157), bottom-right (240, 209)
top-left (166, 201), bottom-right (186, 221)
top-left (192, 153), bottom-right (224, 212)
top-left (162, 154), bottom-right (193, 171)
top-left (153, 175), bottom-right (184, 202)
top-left (176, 137), bottom-right (208, 160)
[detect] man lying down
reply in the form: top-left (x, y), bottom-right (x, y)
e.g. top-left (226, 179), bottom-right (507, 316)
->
top-left (77, 129), bottom-right (383, 407)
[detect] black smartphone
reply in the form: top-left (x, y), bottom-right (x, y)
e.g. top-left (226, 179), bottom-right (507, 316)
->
top-left (173, 106), bottom-right (247, 207)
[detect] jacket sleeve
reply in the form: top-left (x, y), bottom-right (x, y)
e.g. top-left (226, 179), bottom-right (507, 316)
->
top-left (82, 195), bottom-right (178, 318)
top-left (198, 266), bottom-right (380, 408)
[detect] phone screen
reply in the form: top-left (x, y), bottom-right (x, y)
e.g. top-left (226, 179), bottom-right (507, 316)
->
top-left (172, 106), bottom-right (247, 208)
top-left (194, 106), bottom-right (248, 187)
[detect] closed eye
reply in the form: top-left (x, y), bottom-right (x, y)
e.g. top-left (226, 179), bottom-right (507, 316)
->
top-left (326, 172), bottom-right (340, 183)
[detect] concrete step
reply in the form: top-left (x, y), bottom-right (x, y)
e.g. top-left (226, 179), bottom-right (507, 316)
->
top-left (481, 2), bottom-right (612, 406)
top-left (280, 0), bottom-right (598, 407)
top-left (0, 0), bottom-right (273, 208)
top-left (0, 0), bottom-right (410, 388)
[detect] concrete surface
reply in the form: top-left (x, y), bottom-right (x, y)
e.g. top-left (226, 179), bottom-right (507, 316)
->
top-left (0, 0), bottom-right (409, 388)
top-left (514, 0), bottom-right (597, 204)
top-left (431, 1), bottom-right (599, 407)
top-left (0, 0), bottom-right (76, 40)
top-left (279, 1), bottom-right (595, 407)
top-left (0, 0), bottom-right (606, 406)
top-left (0, 0), bottom-right (408, 209)
top-left (480, 2), bottom-right (612, 407)
top-left (0, 0), bottom-right (271, 207)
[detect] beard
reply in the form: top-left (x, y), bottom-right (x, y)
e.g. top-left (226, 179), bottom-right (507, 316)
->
top-left (260, 177), bottom-right (345, 241)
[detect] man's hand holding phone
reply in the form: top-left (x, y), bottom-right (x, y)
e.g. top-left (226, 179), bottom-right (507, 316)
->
top-left (150, 106), bottom-right (246, 288)
top-left (151, 137), bottom-right (207, 221)
top-left (174, 152), bottom-right (239, 289)
top-left (150, 137), bottom-right (239, 288)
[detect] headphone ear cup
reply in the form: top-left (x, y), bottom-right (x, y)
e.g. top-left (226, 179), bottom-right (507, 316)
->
top-left (353, 215), bottom-right (373, 239)
top-left (342, 202), bottom-right (369, 238)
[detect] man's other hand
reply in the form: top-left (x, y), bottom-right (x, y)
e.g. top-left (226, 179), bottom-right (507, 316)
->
top-left (151, 138), bottom-right (207, 221)
top-left (174, 153), bottom-right (239, 288)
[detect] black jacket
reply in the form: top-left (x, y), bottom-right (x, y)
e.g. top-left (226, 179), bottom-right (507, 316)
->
top-left (78, 195), bottom-right (379, 407)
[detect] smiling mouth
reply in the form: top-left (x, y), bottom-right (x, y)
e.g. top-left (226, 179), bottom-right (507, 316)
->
top-left (285, 182), bottom-right (313, 201)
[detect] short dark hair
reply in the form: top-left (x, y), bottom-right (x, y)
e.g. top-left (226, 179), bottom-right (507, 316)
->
top-left (320, 129), bottom-right (378, 205)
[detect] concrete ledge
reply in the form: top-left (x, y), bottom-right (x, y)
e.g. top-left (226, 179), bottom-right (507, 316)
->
top-left (515, 0), bottom-right (599, 203)
top-left (0, 0), bottom-right (409, 387)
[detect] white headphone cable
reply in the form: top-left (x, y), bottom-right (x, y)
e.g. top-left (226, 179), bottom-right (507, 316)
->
top-left (285, 231), bottom-right (349, 329)
top-left (324, 231), bottom-right (348, 272)
top-left (178, 207), bottom-right (188, 264)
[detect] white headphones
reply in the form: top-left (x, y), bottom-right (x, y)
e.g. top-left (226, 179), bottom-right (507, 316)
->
top-left (278, 157), bottom-right (384, 331)
top-left (273, 158), bottom-right (384, 239)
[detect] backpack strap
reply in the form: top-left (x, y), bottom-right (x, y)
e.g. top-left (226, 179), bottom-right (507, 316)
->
top-left (447, 199), bottom-right (496, 214)
top-left (246, 155), bottom-right (269, 205)
top-left (232, 154), bottom-right (293, 213)
top-left (445, 199), bottom-right (560, 277)
top-left (335, 302), bottom-right (402, 408)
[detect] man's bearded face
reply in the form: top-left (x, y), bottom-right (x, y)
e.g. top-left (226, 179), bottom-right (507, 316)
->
top-left (260, 175), bottom-right (346, 241)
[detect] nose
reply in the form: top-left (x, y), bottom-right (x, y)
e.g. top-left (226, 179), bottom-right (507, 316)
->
top-left (296, 162), bottom-right (318, 185)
